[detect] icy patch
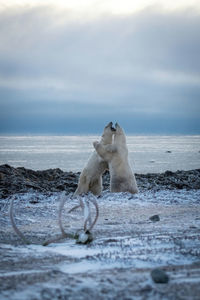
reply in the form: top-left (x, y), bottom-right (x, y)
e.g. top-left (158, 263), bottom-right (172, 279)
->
top-left (100, 189), bottom-right (200, 206)
top-left (59, 260), bottom-right (122, 274)
top-left (57, 233), bottom-right (199, 274)
top-left (0, 269), bottom-right (46, 277)
top-left (26, 242), bottom-right (118, 259)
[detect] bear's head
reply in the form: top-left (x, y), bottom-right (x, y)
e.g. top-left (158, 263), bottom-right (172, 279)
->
top-left (114, 123), bottom-right (126, 145)
top-left (101, 122), bottom-right (116, 144)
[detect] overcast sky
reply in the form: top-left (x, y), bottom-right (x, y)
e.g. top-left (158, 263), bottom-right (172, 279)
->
top-left (0, 0), bottom-right (200, 134)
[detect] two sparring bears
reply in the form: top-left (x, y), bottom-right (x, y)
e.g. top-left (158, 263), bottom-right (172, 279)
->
top-left (75, 122), bottom-right (138, 196)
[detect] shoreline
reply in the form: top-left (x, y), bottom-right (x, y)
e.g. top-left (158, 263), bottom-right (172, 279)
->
top-left (0, 164), bottom-right (199, 199)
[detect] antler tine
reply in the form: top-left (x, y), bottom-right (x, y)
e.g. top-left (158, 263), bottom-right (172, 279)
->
top-left (58, 193), bottom-right (99, 242)
top-left (68, 195), bottom-right (92, 233)
top-left (82, 194), bottom-right (99, 232)
top-left (86, 199), bottom-right (92, 228)
top-left (68, 204), bottom-right (81, 213)
top-left (9, 196), bottom-right (30, 244)
top-left (68, 194), bottom-right (85, 214)
top-left (83, 197), bottom-right (92, 232)
top-left (58, 193), bottom-right (87, 238)
top-left (88, 195), bottom-right (99, 231)
top-left (58, 192), bottom-right (69, 237)
top-left (44, 193), bottom-right (75, 246)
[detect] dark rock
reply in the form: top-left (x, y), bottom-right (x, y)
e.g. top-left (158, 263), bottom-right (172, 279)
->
top-left (29, 199), bottom-right (39, 204)
top-left (165, 170), bottom-right (173, 176)
top-left (151, 268), bottom-right (169, 283)
top-left (140, 285), bottom-right (152, 293)
top-left (56, 184), bottom-right (66, 190)
top-left (149, 215), bottom-right (160, 222)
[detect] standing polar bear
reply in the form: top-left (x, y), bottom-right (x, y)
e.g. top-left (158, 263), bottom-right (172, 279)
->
top-left (93, 123), bottom-right (138, 194)
top-left (74, 122), bottom-right (116, 196)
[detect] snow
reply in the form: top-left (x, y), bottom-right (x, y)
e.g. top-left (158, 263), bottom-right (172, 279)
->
top-left (0, 188), bottom-right (200, 299)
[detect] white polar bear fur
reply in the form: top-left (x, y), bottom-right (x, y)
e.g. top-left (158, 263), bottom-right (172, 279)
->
top-left (93, 123), bottom-right (138, 194)
top-left (74, 122), bottom-right (115, 196)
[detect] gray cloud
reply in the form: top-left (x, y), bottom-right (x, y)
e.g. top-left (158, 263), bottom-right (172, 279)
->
top-left (0, 5), bottom-right (200, 133)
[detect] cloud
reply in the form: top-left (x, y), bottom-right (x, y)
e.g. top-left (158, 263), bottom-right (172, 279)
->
top-left (0, 4), bottom-right (200, 133)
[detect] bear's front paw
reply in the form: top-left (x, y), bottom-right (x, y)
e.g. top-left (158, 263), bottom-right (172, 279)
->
top-left (93, 141), bottom-right (99, 149)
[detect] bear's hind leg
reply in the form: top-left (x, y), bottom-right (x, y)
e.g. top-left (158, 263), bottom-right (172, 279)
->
top-left (89, 177), bottom-right (102, 196)
top-left (74, 174), bottom-right (90, 196)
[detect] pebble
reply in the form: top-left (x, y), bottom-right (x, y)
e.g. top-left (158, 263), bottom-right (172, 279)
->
top-left (149, 215), bottom-right (160, 222)
top-left (151, 268), bottom-right (169, 283)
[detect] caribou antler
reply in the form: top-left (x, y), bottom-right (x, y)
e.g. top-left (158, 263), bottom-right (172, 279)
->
top-left (58, 192), bottom-right (74, 237)
top-left (58, 193), bottom-right (99, 237)
top-left (9, 192), bottom-right (99, 246)
top-left (43, 192), bottom-right (75, 246)
top-left (9, 196), bottom-right (30, 245)
top-left (83, 194), bottom-right (99, 232)
top-left (9, 193), bottom-right (71, 246)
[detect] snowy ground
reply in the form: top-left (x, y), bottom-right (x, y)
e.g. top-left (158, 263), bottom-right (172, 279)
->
top-left (0, 190), bottom-right (200, 299)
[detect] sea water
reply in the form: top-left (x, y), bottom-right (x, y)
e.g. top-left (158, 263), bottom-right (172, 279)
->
top-left (0, 135), bottom-right (199, 173)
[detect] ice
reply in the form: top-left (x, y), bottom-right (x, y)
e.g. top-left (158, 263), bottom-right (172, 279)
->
top-left (59, 260), bottom-right (122, 274)
top-left (100, 189), bottom-right (200, 206)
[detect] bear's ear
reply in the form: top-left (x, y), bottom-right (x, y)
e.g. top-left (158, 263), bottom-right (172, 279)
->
top-left (105, 121), bottom-right (113, 128)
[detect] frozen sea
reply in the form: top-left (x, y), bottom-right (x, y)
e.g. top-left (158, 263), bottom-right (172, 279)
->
top-left (0, 135), bottom-right (200, 173)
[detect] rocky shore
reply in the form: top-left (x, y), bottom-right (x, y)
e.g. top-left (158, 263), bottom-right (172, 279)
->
top-left (0, 164), bottom-right (199, 199)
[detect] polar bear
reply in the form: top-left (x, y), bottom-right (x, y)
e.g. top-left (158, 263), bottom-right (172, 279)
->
top-left (93, 123), bottom-right (138, 194)
top-left (74, 122), bottom-right (116, 196)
